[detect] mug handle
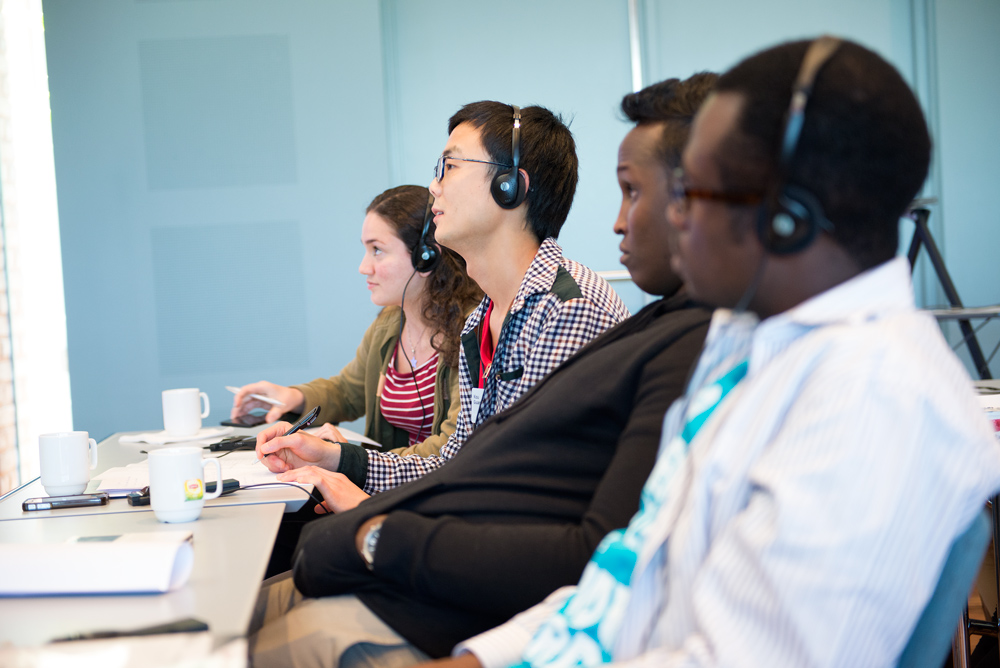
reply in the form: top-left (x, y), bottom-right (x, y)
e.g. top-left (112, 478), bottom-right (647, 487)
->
top-left (202, 458), bottom-right (223, 500)
top-left (199, 392), bottom-right (210, 419)
top-left (88, 438), bottom-right (99, 470)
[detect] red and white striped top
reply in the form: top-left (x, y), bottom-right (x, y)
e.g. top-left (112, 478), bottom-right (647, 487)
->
top-left (380, 345), bottom-right (439, 445)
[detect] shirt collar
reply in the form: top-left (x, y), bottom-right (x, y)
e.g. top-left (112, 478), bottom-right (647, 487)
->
top-left (509, 237), bottom-right (565, 314)
top-left (461, 237), bottom-right (566, 335)
top-left (765, 256), bottom-right (915, 329)
top-left (710, 256), bottom-right (915, 333)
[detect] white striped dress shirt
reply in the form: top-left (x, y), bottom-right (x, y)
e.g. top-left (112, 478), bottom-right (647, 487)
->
top-left (458, 256), bottom-right (1000, 668)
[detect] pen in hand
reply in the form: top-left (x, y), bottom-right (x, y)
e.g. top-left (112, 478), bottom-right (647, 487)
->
top-left (261, 406), bottom-right (321, 458)
top-left (226, 385), bottom-right (286, 407)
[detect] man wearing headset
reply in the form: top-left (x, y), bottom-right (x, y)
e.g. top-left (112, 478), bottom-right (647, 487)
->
top-left (249, 77), bottom-right (718, 667)
top-left (433, 38), bottom-right (1000, 668)
top-left (257, 102), bottom-right (629, 510)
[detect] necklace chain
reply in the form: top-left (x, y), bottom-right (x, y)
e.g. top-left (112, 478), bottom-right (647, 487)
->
top-left (405, 321), bottom-right (429, 368)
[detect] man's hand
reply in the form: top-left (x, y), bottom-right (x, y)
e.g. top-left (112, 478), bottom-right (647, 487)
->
top-left (256, 422), bottom-right (342, 473)
top-left (311, 422), bottom-right (348, 443)
top-left (277, 466), bottom-right (372, 513)
top-left (355, 514), bottom-right (389, 557)
top-left (412, 654), bottom-right (483, 668)
top-left (230, 381), bottom-right (305, 423)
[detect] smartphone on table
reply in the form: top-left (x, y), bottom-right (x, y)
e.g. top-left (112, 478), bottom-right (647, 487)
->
top-left (220, 412), bottom-right (268, 428)
top-left (22, 492), bottom-right (110, 512)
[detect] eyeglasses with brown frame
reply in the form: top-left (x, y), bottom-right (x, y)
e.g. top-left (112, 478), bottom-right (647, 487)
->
top-left (668, 167), bottom-right (764, 215)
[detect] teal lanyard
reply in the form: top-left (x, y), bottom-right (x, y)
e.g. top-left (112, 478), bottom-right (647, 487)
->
top-left (518, 357), bottom-right (749, 668)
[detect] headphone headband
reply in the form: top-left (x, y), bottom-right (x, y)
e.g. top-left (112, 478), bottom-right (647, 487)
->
top-left (491, 105), bottom-right (526, 209)
top-left (757, 36), bottom-right (841, 255)
top-left (777, 36), bottom-right (842, 175)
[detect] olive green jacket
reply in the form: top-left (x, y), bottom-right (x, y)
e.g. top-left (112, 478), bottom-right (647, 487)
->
top-left (292, 306), bottom-right (459, 457)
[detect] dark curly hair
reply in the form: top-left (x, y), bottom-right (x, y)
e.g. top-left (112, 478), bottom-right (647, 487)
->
top-left (367, 185), bottom-right (483, 368)
top-left (620, 72), bottom-right (719, 171)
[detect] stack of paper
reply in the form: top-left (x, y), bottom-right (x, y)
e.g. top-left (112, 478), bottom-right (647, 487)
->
top-left (118, 427), bottom-right (233, 446)
top-left (0, 531), bottom-right (194, 596)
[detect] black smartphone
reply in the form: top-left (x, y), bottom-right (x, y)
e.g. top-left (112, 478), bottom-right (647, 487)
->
top-left (220, 413), bottom-right (268, 428)
top-left (23, 492), bottom-right (110, 512)
top-left (209, 436), bottom-right (258, 451)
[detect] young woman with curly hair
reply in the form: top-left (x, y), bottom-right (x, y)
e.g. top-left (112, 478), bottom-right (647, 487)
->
top-left (230, 184), bottom-right (482, 476)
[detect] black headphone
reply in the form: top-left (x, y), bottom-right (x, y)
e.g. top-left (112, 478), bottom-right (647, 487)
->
top-left (411, 192), bottom-right (441, 272)
top-left (490, 105), bottom-right (527, 209)
top-left (757, 36), bottom-right (841, 255)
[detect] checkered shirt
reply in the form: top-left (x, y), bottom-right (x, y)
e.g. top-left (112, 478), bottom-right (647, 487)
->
top-left (363, 237), bottom-right (630, 494)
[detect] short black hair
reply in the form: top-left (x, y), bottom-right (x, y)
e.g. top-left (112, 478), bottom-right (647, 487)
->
top-left (448, 102), bottom-right (578, 242)
top-left (620, 72), bottom-right (719, 171)
top-left (715, 38), bottom-right (932, 269)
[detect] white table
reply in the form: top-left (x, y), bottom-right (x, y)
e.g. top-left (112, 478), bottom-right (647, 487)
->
top-left (0, 430), bottom-right (310, 522)
top-left (0, 502), bottom-right (283, 646)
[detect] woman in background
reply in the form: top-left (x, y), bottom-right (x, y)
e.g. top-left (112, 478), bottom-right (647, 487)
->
top-left (231, 184), bottom-right (481, 470)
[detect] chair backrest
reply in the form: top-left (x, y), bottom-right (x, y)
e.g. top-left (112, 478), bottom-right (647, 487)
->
top-left (897, 508), bottom-right (992, 668)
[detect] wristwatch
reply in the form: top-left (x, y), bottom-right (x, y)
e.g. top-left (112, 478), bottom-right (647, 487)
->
top-left (360, 520), bottom-right (383, 571)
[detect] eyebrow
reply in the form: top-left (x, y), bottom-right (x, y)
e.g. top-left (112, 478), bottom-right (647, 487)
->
top-left (361, 236), bottom-right (386, 246)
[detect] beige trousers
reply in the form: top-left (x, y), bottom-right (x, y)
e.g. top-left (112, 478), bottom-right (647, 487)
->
top-left (248, 572), bottom-right (430, 668)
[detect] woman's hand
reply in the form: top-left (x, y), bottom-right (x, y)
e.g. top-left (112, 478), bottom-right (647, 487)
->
top-left (311, 422), bottom-right (348, 443)
top-left (230, 381), bottom-right (305, 423)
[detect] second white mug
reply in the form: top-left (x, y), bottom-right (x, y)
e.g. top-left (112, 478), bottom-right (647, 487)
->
top-left (162, 388), bottom-right (210, 436)
top-left (39, 431), bottom-right (99, 496)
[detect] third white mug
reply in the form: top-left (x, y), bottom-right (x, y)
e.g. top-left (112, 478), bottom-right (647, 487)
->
top-left (162, 388), bottom-right (210, 436)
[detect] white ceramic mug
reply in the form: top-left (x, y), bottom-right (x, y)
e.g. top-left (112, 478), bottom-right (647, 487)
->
top-left (162, 388), bottom-right (210, 436)
top-left (39, 431), bottom-right (99, 496)
top-left (147, 446), bottom-right (222, 523)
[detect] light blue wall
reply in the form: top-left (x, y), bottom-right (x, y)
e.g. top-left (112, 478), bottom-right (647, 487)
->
top-left (935, 0), bottom-right (1000, 307)
top-left (382, 0), bottom-right (635, 271)
top-left (42, 0), bottom-right (1000, 437)
top-left (930, 0), bottom-right (1000, 374)
top-left (45, 0), bottom-right (389, 437)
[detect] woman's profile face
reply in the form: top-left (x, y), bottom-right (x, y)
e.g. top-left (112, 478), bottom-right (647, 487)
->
top-left (358, 211), bottom-right (420, 307)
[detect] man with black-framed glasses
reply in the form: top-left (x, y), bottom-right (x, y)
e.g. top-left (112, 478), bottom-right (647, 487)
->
top-left (257, 102), bottom-right (628, 516)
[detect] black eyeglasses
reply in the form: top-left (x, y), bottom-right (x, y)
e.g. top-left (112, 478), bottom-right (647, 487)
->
top-left (434, 155), bottom-right (511, 182)
top-left (669, 167), bottom-right (764, 214)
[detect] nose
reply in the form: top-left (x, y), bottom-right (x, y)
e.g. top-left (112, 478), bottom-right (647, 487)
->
top-left (428, 175), bottom-right (442, 198)
top-left (613, 200), bottom-right (628, 236)
top-left (359, 253), bottom-right (372, 276)
top-left (666, 200), bottom-right (686, 231)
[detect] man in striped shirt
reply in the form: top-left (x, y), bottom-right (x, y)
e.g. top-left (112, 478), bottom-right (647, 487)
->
top-left (449, 38), bottom-right (1000, 668)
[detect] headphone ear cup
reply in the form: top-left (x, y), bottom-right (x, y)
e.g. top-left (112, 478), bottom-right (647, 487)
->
top-left (759, 184), bottom-right (823, 255)
top-left (491, 169), bottom-right (526, 209)
top-left (411, 219), bottom-right (442, 272)
top-left (411, 241), bottom-right (440, 272)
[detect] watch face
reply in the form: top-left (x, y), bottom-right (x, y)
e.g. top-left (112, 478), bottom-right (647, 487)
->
top-left (362, 522), bottom-right (383, 570)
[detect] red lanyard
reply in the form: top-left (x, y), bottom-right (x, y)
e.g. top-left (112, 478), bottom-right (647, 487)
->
top-left (478, 301), bottom-right (495, 389)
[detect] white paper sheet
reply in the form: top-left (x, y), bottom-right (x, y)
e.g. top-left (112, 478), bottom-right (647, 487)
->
top-left (0, 531), bottom-right (194, 596)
